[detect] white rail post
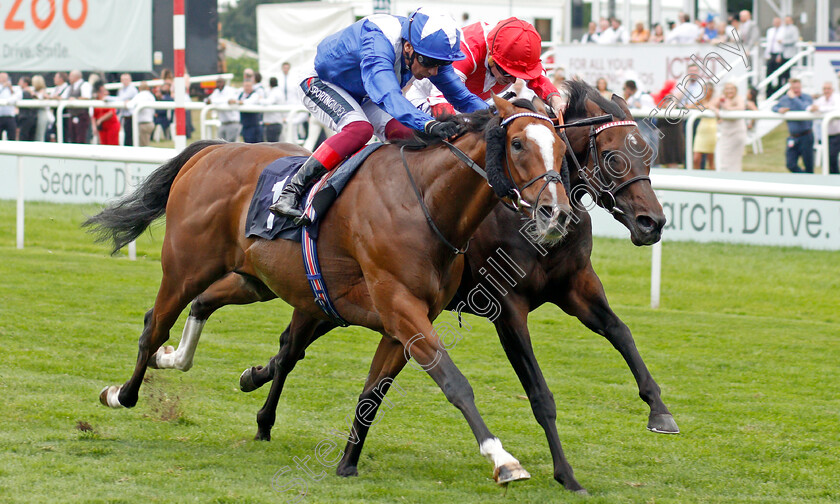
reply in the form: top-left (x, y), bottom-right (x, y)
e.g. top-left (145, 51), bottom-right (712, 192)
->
top-left (126, 161), bottom-right (137, 260)
top-left (16, 156), bottom-right (24, 249)
top-left (650, 239), bottom-right (662, 309)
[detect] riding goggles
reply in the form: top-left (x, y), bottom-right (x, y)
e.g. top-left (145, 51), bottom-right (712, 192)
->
top-left (416, 53), bottom-right (451, 68)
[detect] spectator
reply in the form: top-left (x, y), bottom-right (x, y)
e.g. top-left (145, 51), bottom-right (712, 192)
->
top-left (666, 13), bottom-right (701, 44)
top-left (153, 80), bottom-right (173, 141)
top-left (0, 73), bottom-right (18, 140)
top-left (738, 10), bottom-right (760, 57)
top-left (117, 73), bottom-right (138, 146)
top-left (596, 77), bottom-right (612, 99)
top-left (652, 80), bottom-right (685, 167)
top-left (650, 23), bottom-right (665, 43)
top-left (810, 82), bottom-right (840, 174)
top-left (710, 21), bottom-right (728, 44)
top-left (597, 17), bottom-right (627, 44)
top-left (779, 16), bottom-right (800, 89)
top-left (92, 81), bottom-right (120, 145)
top-left (253, 71), bottom-right (266, 98)
top-left (622, 79), bottom-right (657, 148)
top-left (702, 16), bottom-right (718, 42)
top-left (773, 78), bottom-right (814, 173)
top-left (130, 82), bottom-right (156, 146)
top-left (552, 67), bottom-right (565, 89)
top-left (630, 22), bottom-right (649, 43)
top-left (16, 77), bottom-right (38, 141)
top-left (765, 17), bottom-right (785, 96)
top-left (238, 80), bottom-right (263, 143)
top-left (263, 77), bottom-right (285, 142)
top-left (580, 22), bottom-right (598, 43)
top-left (716, 81), bottom-right (756, 172)
top-left (48, 72), bottom-right (70, 141)
top-left (205, 77), bottom-right (240, 142)
top-left (689, 85), bottom-right (718, 170)
top-left (66, 70), bottom-right (92, 144)
top-left (31, 75), bottom-right (51, 142)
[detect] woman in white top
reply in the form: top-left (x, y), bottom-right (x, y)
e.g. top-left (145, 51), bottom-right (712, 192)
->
top-left (715, 82), bottom-right (756, 172)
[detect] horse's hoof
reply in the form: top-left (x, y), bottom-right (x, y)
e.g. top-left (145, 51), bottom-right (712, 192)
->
top-left (574, 488), bottom-right (589, 496)
top-left (336, 464), bottom-right (358, 477)
top-left (99, 385), bottom-right (123, 408)
top-left (494, 462), bottom-right (531, 485)
top-left (240, 367), bottom-right (258, 392)
top-left (254, 429), bottom-right (271, 441)
top-left (647, 413), bottom-right (680, 434)
top-left (148, 346), bottom-right (175, 369)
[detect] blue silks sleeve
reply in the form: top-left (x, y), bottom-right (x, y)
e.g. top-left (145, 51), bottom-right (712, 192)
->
top-left (430, 65), bottom-right (489, 113)
top-left (359, 21), bottom-right (434, 131)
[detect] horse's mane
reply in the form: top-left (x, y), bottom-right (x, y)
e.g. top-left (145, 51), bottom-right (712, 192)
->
top-left (395, 98), bottom-right (540, 149)
top-left (561, 79), bottom-right (626, 121)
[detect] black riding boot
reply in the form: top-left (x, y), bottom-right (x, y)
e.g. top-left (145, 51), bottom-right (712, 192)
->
top-left (269, 156), bottom-right (329, 226)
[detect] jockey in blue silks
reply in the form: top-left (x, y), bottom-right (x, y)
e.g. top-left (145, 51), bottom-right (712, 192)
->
top-left (270, 8), bottom-right (489, 225)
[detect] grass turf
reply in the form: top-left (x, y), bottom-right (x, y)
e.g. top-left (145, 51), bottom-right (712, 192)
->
top-left (1, 201), bottom-right (838, 503)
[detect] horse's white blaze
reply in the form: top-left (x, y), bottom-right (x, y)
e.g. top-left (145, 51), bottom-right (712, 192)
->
top-left (154, 316), bottom-right (206, 371)
top-left (627, 133), bottom-right (638, 146)
top-left (524, 124), bottom-right (558, 205)
top-left (480, 437), bottom-right (520, 468)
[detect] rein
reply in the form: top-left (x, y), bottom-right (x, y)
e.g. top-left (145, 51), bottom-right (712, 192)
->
top-left (558, 117), bottom-right (651, 216)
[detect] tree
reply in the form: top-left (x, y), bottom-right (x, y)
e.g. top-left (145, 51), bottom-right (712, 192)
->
top-left (220, 0), bottom-right (302, 52)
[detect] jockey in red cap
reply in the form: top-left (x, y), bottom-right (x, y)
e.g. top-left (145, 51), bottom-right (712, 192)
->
top-left (407, 17), bottom-right (567, 116)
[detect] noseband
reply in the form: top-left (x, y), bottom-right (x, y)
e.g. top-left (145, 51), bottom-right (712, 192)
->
top-left (497, 112), bottom-right (564, 216)
top-left (558, 116), bottom-right (651, 216)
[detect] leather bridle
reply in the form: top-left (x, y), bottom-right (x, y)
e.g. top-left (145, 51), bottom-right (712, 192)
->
top-left (556, 115), bottom-right (651, 216)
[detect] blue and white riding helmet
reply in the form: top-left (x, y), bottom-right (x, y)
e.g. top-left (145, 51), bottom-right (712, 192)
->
top-left (401, 8), bottom-right (466, 62)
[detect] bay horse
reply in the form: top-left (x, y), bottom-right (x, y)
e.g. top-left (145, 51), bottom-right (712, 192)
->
top-left (85, 95), bottom-right (571, 486)
top-left (238, 81), bottom-right (674, 493)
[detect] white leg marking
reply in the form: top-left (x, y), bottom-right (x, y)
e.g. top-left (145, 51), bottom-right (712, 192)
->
top-left (479, 437), bottom-right (520, 468)
top-left (154, 316), bottom-right (206, 371)
top-left (105, 385), bottom-right (122, 408)
top-left (524, 124), bottom-right (559, 205)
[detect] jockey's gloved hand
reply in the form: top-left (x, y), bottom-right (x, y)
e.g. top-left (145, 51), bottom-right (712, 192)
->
top-left (424, 120), bottom-right (460, 139)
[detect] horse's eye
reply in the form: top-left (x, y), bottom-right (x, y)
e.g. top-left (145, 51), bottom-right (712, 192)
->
top-left (511, 139), bottom-right (523, 151)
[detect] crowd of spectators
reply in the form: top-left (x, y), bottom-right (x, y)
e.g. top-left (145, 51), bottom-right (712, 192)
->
top-left (578, 9), bottom-right (763, 48)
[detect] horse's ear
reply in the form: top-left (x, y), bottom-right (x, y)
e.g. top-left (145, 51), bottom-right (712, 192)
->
top-left (611, 93), bottom-right (632, 118)
top-left (532, 96), bottom-right (549, 117)
top-left (492, 93), bottom-right (515, 118)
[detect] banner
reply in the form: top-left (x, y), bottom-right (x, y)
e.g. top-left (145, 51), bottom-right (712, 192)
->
top-left (0, 155), bottom-right (158, 204)
top-left (257, 2), bottom-right (355, 80)
top-left (549, 43), bottom-right (751, 95)
top-left (0, 0), bottom-right (152, 72)
top-left (589, 169), bottom-right (840, 251)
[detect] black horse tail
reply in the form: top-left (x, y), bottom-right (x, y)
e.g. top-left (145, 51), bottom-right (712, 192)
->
top-left (83, 140), bottom-right (226, 255)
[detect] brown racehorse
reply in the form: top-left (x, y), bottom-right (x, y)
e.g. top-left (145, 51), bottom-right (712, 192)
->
top-left (85, 95), bottom-right (571, 486)
top-left (237, 81), bottom-right (673, 492)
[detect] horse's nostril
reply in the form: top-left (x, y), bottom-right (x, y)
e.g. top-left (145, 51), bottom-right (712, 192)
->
top-left (636, 215), bottom-right (656, 232)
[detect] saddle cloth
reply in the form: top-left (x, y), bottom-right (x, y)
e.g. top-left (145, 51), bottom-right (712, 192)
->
top-left (245, 142), bottom-right (385, 242)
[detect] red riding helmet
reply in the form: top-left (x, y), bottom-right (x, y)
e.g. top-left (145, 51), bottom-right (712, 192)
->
top-left (487, 17), bottom-right (545, 80)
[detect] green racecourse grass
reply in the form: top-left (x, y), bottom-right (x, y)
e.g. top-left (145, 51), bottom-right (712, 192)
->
top-left (1, 201), bottom-right (839, 504)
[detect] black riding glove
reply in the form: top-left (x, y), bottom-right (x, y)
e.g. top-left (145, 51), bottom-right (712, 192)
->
top-left (424, 120), bottom-right (460, 139)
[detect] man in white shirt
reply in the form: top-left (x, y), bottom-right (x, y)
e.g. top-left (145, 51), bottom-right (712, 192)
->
top-left (778, 16), bottom-right (800, 90)
top-left (264, 75), bottom-right (288, 142)
top-left (0, 72), bottom-right (18, 140)
top-left (597, 17), bottom-right (626, 44)
top-left (116, 73), bottom-right (138, 146)
top-left (205, 77), bottom-right (240, 142)
top-left (665, 13), bottom-right (700, 44)
top-left (129, 82), bottom-right (156, 146)
top-left (810, 82), bottom-right (840, 174)
top-left (764, 17), bottom-right (784, 95)
top-left (67, 70), bottom-right (92, 144)
top-left (580, 22), bottom-right (598, 43)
